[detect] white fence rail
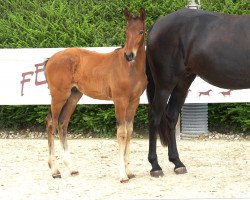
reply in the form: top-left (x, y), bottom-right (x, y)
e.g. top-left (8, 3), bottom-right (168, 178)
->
top-left (0, 48), bottom-right (249, 105)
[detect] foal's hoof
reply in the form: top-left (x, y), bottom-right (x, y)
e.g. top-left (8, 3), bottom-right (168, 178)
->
top-left (128, 174), bottom-right (135, 179)
top-left (174, 167), bottom-right (187, 174)
top-left (70, 171), bottom-right (79, 176)
top-left (52, 173), bottom-right (62, 179)
top-left (150, 170), bottom-right (164, 177)
top-left (120, 177), bottom-right (129, 183)
top-left (120, 179), bottom-right (129, 183)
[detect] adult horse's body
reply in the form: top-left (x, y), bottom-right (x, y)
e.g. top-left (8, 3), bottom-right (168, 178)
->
top-left (146, 8), bottom-right (250, 177)
top-left (45, 8), bottom-right (147, 182)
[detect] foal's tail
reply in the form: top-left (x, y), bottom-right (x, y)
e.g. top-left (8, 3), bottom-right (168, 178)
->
top-left (145, 54), bottom-right (170, 147)
top-left (43, 58), bottom-right (49, 81)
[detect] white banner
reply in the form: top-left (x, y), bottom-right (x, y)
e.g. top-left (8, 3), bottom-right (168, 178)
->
top-left (0, 48), bottom-right (249, 105)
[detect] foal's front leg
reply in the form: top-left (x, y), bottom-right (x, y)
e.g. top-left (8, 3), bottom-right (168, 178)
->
top-left (117, 122), bottom-right (128, 182)
top-left (114, 98), bottom-right (129, 183)
top-left (124, 121), bottom-right (135, 179)
top-left (124, 98), bottom-right (140, 179)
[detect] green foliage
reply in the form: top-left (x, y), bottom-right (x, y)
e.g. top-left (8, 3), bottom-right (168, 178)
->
top-left (201, 0), bottom-right (250, 14)
top-left (69, 105), bottom-right (116, 136)
top-left (0, 104), bottom-right (149, 136)
top-left (0, 105), bottom-right (49, 131)
top-left (0, 0), bottom-right (249, 136)
top-left (0, 0), bottom-right (187, 48)
top-left (70, 105), bottom-right (149, 136)
top-left (208, 103), bottom-right (250, 133)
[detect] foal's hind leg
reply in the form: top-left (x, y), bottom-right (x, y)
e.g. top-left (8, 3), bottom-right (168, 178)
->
top-left (58, 88), bottom-right (82, 176)
top-left (47, 97), bottom-right (67, 178)
top-left (46, 111), bottom-right (61, 178)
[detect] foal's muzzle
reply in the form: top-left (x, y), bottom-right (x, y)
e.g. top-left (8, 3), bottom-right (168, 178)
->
top-left (124, 52), bottom-right (135, 62)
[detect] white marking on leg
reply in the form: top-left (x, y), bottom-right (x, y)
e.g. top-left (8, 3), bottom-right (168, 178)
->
top-left (61, 147), bottom-right (78, 175)
top-left (125, 121), bottom-right (134, 177)
top-left (48, 134), bottom-right (60, 177)
top-left (117, 124), bottom-right (128, 182)
top-left (63, 150), bottom-right (72, 169)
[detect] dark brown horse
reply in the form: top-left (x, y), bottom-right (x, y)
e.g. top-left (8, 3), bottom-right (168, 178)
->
top-left (45, 8), bottom-right (147, 182)
top-left (146, 8), bottom-right (250, 177)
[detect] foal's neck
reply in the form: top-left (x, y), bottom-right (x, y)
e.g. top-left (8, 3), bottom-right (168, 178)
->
top-left (134, 42), bottom-right (146, 69)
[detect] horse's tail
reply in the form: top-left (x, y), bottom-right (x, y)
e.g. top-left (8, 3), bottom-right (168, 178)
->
top-left (145, 26), bottom-right (155, 108)
top-left (146, 52), bottom-right (170, 147)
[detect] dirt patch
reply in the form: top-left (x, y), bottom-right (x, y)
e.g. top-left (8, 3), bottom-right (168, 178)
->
top-left (0, 138), bottom-right (249, 199)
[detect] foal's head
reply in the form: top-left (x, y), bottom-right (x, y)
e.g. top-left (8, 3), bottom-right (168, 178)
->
top-left (123, 8), bottom-right (146, 62)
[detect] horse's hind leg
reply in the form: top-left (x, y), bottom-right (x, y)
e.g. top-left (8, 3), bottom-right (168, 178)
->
top-left (47, 97), bottom-right (67, 178)
top-left (166, 73), bottom-right (196, 174)
top-left (58, 88), bottom-right (82, 176)
top-left (148, 87), bottom-right (172, 177)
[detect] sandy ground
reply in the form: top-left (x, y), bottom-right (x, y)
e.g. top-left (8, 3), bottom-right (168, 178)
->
top-left (0, 138), bottom-right (249, 200)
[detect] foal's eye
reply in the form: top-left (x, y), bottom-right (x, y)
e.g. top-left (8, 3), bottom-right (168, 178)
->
top-left (139, 30), bottom-right (144, 35)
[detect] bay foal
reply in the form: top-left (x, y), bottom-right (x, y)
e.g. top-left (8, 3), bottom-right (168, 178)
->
top-left (45, 8), bottom-right (147, 182)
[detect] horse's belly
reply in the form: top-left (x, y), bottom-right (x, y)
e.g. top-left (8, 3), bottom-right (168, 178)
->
top-left (197, 69), bottom-right (250, 89)
top-left (190, 49), bottom-right (250, 89)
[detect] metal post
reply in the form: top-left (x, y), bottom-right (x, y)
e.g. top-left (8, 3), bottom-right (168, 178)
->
top-left (181, 104), bottom-right (208, 138)
top-left (187, 0), bottom-right (201, 9)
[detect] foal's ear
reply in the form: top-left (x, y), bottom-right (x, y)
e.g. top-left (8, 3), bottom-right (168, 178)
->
top-left (124, 8), bottom-right (131, 20)
top-left (140, 8), bottom-right (146, 20)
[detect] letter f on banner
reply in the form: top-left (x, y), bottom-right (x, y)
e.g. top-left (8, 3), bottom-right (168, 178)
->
top-left (20, 71), bottom-right (34, 96)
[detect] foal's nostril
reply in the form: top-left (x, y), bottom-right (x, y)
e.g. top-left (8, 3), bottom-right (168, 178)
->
top-left (124, 52), bottom-right (135, 61)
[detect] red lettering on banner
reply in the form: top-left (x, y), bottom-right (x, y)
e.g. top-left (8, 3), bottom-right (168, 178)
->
top-left (20, 62), bottom-right (47, 96)
top-left (35, 62), bottom-right (47, 86)
top-left (20, 71), bottom-right (34, 96)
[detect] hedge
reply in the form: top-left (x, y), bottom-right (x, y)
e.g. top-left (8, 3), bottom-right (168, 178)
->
top-left (0, 0), bottom-right (249, 135)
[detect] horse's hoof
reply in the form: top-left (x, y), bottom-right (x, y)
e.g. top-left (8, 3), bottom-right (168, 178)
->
top-left (150, 170), bottom-right (164, 177)
top-left (70, 171), bottom-right (79, 176)
top-left (128, 174), bottom-right (135, 179)
top-left (52, 173), bottom-right (61, 179)
top-left (174, 167), bottom-right (187, 174)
